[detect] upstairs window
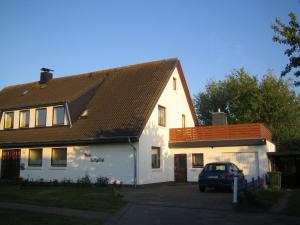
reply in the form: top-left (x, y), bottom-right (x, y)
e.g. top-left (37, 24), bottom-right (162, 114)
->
top-left (182, 114), bottom-right (186, 128)
top-left (173, 77), bottom-right (177, 90)
top-left (158, 105), bottom-right (166, 127)
top-left (53, 106), bottom-right (65, 126)
top-left (19, 110), bottom-right (30, 128)
top-left (36, 108), bottom-right (47, 127)
top-left (4, 112), bottom-right (14, 129)
top-left (28, 149), bottom-right (43, 167)
top-left (151, 147), bottom-right (161, 169)
top-left (51, 148), bottom-right (67, 167)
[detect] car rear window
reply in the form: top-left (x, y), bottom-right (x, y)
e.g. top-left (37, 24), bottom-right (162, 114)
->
top-left (206, 164), bottom-right (227, 171)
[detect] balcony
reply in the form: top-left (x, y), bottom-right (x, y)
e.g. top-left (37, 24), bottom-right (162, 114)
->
top-left (169, 123), bottom-right (272, 143)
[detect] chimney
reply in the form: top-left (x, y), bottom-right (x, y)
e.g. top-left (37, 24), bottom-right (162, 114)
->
top-left (40, 68), bottom-right (53, 83)
top-left (212, 109), bottom-right (227, 125)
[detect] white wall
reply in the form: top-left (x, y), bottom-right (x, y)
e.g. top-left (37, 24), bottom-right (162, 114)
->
top-left (172, 141), bottom-right (275, 182)
top-left (138, 67), bottom-right (195, 184)
top-left (0, 143), bottom-right (137, 184)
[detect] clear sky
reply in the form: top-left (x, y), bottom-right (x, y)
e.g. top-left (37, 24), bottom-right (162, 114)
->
top-left (0, 0), bottom-right (299, 96)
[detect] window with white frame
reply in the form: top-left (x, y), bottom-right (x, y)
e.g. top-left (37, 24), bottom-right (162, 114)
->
top-left (36, 108), bottom-right (47, 127)
top-left (4, 112), bottom-right (14, 129)
top-left (53, 106), bottom-right (65, 125)
top-left (19, 110), bottom-right (30, 128)
top-left (151, 147), bottom-right (160, 169)
top-left (28, 149), bottom-right (43, 167)
top-left (51, 148), bottom-right (67, 167)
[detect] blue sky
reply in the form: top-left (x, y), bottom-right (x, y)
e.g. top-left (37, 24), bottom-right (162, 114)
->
top-left (0, 0), bottom-right (299, 96)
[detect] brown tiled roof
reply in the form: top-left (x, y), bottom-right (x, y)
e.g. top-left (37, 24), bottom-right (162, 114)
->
top-left (0, 58), bottom-right (198, 147)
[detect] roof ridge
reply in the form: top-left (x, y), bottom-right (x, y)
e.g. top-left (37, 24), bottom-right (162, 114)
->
top-left (0, 58), bottom-right (179, 92)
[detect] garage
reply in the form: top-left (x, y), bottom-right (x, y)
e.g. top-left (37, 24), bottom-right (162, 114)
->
top-left (221, 152), bottom-right (259, 181)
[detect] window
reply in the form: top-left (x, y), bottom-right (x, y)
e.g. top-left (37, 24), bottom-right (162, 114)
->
top-left (4, 112), bottom-right (14, 129)
top-left (28, 149), bottom-right (42, 167)
top-left (51, 148), bottom-right (67, 167)
top-left (19, 110), bottom-right (30, 128)
top-left (158, 105), bottom-right (166, 127)
top-left (182, 114), bottom-right (186, 128)
top-left (36, 108), bottom-right (47, 127)
top-left (53, 106), bottom-right (65, 125)
top-left (192, 153), bottom-right (204, 168)
top-left (151, 147), bottom-right (160, 169)
top-left (173, 77), bottom-right (177, 90)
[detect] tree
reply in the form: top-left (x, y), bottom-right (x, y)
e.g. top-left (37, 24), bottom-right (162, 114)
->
top-left (194, 69), bottom-right (300, 151)
top-left (272, 12), bottom-right (300, 86)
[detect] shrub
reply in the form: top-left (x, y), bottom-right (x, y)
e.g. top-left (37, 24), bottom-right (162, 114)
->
top-left (95, 176), bottom-right (109, 186)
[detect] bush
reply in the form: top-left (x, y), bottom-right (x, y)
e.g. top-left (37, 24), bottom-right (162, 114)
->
top-left (95, 176), bottom-right (109, 186)
top-left (76, 175), bottom-right (92, 185)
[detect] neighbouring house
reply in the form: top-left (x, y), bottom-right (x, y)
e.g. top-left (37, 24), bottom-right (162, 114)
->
top-left (0, 58), bottom-right (275, 185)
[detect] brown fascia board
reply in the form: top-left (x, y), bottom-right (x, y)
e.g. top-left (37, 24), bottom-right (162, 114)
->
top-left (0, 136), bottom-right (139, 148)
top-left (135, 59), bottom-right (199, 138)
top-left (169, 138), bottom-right (267, 148)
top-left (0, 101), bottom-right (67, 112)
top-left (175, 61), bottom-right (199, 127)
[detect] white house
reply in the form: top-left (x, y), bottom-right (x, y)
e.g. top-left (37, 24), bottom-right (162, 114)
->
top-left (0, 58), bottom-right (275, 185)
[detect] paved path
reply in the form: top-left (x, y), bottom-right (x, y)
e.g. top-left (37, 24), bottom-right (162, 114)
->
top-left (270, 189), bottom-right (291, 213)
top-left (0, 202), bottom-right (110, 220)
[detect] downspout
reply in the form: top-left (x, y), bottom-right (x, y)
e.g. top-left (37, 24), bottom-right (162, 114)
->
top-left (128, 137), bottom-right (137, 188)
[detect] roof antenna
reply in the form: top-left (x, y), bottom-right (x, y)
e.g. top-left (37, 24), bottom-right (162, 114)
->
top-left (41, 68), bottom-right (54, 72)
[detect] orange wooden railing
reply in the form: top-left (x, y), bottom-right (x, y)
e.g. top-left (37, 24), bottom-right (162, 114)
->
top-left (169, 123), bottom-right (272, 142)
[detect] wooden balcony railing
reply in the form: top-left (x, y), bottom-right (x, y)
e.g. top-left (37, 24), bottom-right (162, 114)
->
top-left (169, 123), bottom-right (272, 143)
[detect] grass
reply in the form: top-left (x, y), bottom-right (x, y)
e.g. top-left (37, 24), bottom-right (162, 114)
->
top-left (0, 185), bottom-right (125, 213)
top-left (284, 189), bottom-right (300, 216)
top-left (0, 208), bottom-right (103, 225)
top-left (237, 189), bottom-right (284, 212)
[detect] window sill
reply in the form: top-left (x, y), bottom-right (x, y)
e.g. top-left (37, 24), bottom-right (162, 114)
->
top-left (48, 167), bottom-right (67, 170)
top-left (27, 167), bottom-right (42, 170)
top-left (152, 168), bottom-right (162, 172)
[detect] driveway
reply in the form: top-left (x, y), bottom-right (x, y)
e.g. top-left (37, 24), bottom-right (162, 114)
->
top-left (106, 183), bottom-right (300, 225)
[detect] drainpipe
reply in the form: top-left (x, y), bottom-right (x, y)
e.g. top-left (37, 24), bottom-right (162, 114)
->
top-left (128, 137), bottom-right (137, 188)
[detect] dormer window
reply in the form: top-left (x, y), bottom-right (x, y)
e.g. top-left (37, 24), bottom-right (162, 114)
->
top-left (53, 106), bottom-right (65, 126)
top-left (36, 108), bottom-right (47, 127)
top-left (4, 112), bottom-right (14, 129)
top-left (19, 110), bottom-right (30, 128)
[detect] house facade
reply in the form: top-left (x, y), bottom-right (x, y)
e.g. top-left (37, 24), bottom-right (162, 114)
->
top-left (0, 59), bottom-right (275, 185)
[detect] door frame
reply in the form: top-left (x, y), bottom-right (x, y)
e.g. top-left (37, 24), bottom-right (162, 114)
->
top-left (174, 154), bottom-right (187, 182)
top-left (1, 149), bottom-right (21, 179)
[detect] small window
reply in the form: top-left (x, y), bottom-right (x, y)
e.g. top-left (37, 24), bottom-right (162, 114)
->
top-left (158, 105), bottom-right (166, 127)
top-left (28, 149), bottom-right (43, 167)
top-left (36, 108), bottom-right (47, 127)
top-left (19, 110), bottom-right (30, 128)
top-left (173, 77), bottom-right (177, 90)
top-left (53, 106), bottom-right (65, 125)
top-left (192, 153), bottom-right (204, 168)
top-left (4, 112), bottom-right (14, 129)
top-left (51, 148), bottom-right (67, 167)
top-left (182, 114), bottom-right (186, 128)
top-left (151, 147), bottom-right (160, 169)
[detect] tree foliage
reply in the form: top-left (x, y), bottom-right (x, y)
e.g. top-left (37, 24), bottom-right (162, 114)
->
top-left (194, 69), bottom-right (300, 151)
top-left (272, 12), bottom-right (300, 85)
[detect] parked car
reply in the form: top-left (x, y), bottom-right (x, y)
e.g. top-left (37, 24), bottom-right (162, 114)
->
top-left (198, 162), bottom-right (245, 192)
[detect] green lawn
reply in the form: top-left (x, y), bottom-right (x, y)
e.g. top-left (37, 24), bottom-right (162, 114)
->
top-left (284, 189), bottom-right (300, 216)
top-left (0, 208), bottom-right (102, 225)
top-left (0, 185), bottom-right (125, 213)
top-left (237, 189), bottom-right (284, 212)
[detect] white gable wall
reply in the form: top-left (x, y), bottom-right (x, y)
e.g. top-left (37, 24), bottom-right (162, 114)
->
top-left (138, 67), bottom-right (195, 184)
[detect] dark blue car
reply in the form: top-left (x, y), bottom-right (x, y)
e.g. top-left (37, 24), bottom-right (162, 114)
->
top-left (198, 162), bottom-right (245, 192)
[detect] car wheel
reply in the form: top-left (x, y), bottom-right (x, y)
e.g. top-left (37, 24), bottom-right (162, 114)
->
top-left (199, 186), bottom-right (206, 192)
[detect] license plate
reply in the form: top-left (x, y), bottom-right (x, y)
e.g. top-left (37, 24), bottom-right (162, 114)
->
top-left (208, 176), bottom-right (218, 179)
